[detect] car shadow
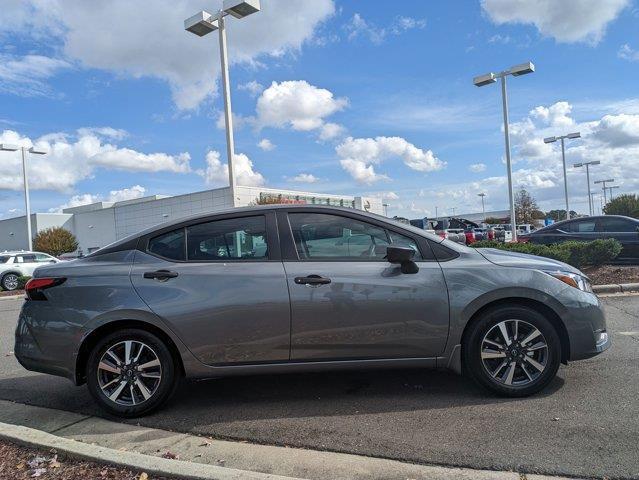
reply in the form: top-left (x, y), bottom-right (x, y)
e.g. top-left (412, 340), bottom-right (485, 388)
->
top-left (0, 367), bottom-right (565, 429)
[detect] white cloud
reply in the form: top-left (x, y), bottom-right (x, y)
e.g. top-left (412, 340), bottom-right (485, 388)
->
top-left (76, 127), bottom-right (128, 140)
top-left (0, 54), bottom-right (72, 97)
top-left (481, 0), bottom-right (630, 44)
top-left (618, 44), bottom-right (639, 62)
top-left (0, 129), bottom-right (190, 192)
top-left (257, 138), bottom-right (276, 151)
top-left (50, 185), bottom-right (147, 212)
top-left (0, 1), bottom-right (335, 109)
top-left (344, 13), bottom-right (425, 44)
top-left (591, 114), bottom-right (639, 146)
top-left (336, 136), bottom-right (446, 184)
top-left (238, 80), bottom-right (264, 97)
top-left (366, 191), bottom-right (400, 200)
top-left (256, 80), bottom-right (347, 133)
top-left (197, 151), bottom-right (265, 187)
top-left (530, 101), bottom-right (575, 127)
top-left (107, 185), bottom-right (146, 202)
top-left (319, 122), bottom-right (346, 141)
top-left (290, 173), bottom-right (319, 183)
top-left (488, 34), bottom-right (511, 44)
top-left (469, 163), bottom-right (487, 172)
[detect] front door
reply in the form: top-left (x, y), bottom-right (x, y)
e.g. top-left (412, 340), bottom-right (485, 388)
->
top-left (598, 216), bottom-right (639, 259)
top-left (131, 212), bottom-right (291, 365)
top-left (280, 211), bottom-right (450, 361)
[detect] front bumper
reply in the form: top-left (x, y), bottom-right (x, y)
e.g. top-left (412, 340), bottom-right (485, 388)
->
top-left (562, 292), bottom-right (611, 361)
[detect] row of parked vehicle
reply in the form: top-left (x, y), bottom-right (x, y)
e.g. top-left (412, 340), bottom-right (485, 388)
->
top-left (408, 218), bottom-right (538, 246)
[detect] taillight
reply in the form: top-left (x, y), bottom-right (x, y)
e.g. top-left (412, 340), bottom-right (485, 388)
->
top-left (25, 277), bottom-right (66, 301)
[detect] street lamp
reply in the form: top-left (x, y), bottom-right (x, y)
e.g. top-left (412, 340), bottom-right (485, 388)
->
top-left (473, 61), bottom-right (535, 241)
top-left (573, 160), bottom-right (600, 216)
top-left (543, 132), bottom-right (580, 220)
top-left (477, 193), bottom-right (486, 223)
top-left (594, 179), bottom-right (614, 204)
top-left (0, 144), bottom-right (47, 250)
top-left (184, 0), bottom-right (261, 207)
top-left (608, 185), bottom-right (620, 200)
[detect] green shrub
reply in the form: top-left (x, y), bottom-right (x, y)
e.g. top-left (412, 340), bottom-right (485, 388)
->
top-left (17, 276), bottom-right (31, 290)
top-left (471, 238), bottom-right (621, 269)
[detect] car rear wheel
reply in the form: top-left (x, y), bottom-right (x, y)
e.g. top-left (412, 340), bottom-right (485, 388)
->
top-left (463, 305), bottom-right (561, 397)
top-left (87, 329), bottom-right (177, 417)
top-left (1, 273), bottom-right (19, 291)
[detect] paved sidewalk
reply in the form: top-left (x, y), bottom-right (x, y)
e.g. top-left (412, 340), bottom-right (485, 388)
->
top-left (0, 400), bottom-right (578, 480)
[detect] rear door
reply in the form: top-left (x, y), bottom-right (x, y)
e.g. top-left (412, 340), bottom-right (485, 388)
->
top-left (130, 211), bottom-right (291, 365)
top-left (15, 254), bottom-right (39, 276)
top-left (279, 209), bottom-right (450, 361)
top-left (598, 217), bottom-right (639, 259)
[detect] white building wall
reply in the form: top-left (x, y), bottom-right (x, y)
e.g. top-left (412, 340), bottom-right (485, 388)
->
top-left (72, 208), bottom-right (117, 253)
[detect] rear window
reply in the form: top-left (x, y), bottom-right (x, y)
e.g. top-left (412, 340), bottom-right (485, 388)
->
top-left (0, 256), bottom-right (10, 264)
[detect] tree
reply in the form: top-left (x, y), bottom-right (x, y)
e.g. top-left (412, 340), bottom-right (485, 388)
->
top-left (603, 194), bottom-right (639, 218)
top-left (484, 216), bottom-right (505, 225)
top-left (514, 189), bottom-right (538, 224)
top-left (546, 209), bottom-right (578, 222)
top-left (33, 227), bottom-right (78, 257)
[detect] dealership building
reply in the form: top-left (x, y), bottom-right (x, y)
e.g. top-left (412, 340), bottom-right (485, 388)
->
top-left (0, 185), bottom-right (384, 255)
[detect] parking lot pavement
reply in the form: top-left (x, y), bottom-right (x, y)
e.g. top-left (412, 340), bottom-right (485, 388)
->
top-left (1, 295), bottom-right (637, 479)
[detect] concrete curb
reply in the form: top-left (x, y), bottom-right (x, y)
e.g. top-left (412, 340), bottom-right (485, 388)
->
top-left (0, 421), bottom-right (302, 480)
top-left (0, 293), bottom-right (24, 301)
top-left (593, 282), bottom-right (639, 294)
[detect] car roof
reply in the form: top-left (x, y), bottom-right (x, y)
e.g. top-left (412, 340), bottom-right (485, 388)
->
top-left (90, 204), bottom-right (447, 257)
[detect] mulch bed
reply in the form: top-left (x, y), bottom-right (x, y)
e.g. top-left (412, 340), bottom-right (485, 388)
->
top-left (0, 439), bottom-right (173, 479)
top-left (582, 265), bottom-right (639, 285)
top-left (0, 290), bottom-right (24, 298)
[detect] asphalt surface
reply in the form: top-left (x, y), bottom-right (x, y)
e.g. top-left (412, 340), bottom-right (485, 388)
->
top-left (0, 295), bottom-right (637, 479)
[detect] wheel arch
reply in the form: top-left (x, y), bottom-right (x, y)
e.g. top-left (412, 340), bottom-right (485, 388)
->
top-left (75, 319), bottom-right (185, 385)
top-left (460, 297), bottom-right (571, 367)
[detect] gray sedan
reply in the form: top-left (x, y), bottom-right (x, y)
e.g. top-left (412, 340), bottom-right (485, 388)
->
top-left (15, 205), bottom-right (610, 417)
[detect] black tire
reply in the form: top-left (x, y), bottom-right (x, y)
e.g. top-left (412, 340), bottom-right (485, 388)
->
top-left (87, 329), bottom-right (178, 417)
top-left (1, 273), bottom-right (19, 291)
top-left (463, 305), bottom-right (561, 397)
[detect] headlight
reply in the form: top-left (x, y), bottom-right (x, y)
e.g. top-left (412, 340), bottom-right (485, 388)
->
top-left (545, 271), bottom-right (593, 293)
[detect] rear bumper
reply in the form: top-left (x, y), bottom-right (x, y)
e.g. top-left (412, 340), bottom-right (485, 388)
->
top-left (14, 302), bottom-right (77, 383)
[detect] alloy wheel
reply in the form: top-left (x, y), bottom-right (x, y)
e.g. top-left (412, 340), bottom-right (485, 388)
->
top-left (480, 319), bottom-right (549, 387)
top-left (97, 340), bottom-right (162, 406)
top-left (3, 274), bottom-right (19, 291)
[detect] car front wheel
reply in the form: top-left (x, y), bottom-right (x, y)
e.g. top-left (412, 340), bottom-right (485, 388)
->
top-left (87, 329), bottom-right (177, 417)
top-left (1, 273), bottom-right (19, 291)
top-left (463, 305), bottom-right (561, 397)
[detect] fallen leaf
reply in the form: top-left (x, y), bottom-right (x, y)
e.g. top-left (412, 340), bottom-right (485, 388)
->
top-left (139, 473), bottom-right (149, 480)
top-left (5, 351), bottom-right (13, 356)
top-left (199, 441), bottom-right (212, 447)
top-left (100, 468), bottom-right (108, 477)
top-left (49, 455), bottom-right (61, 468)
top-left (162, 451), bottom-right (179, 460)
top-left (552, 417), bottom-right (560, 421)
top-left (31, 468), bottom-right (47, 477)
top-left (16, 461), bottom-right (26, 470)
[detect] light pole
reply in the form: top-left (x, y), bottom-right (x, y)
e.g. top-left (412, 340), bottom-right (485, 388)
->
top-left (382, 203), bottom-right (389, 216)
top-left (543, 132), bottom-right (580, 220)
top-left (608, 185), bottom-right (620, 200)
top-left (573, 160), bottom-right (600, 216)
top-left (0, 144), bottom-right (47, 250)
top-left (184, 0), bottom-right (261, 207)
top-left (474, 61), bottom-right (535, 242)
top-left (477, 193), bottom-right (486, 223)
top-left (450, 207), bottom-right (456, 217)
top-left (594, 179), bottom-right (614, 205)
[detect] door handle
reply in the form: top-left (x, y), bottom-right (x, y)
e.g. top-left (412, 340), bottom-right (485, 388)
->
top-left (294, 274), bottom-right (331, 286)
top-left (144, 270), bottom-right (179, 280)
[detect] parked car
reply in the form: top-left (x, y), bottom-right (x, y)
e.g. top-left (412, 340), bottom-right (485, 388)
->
top-left (436, 228), bottom-right (467, 245)
top-left (492, 226), bottom-right (514, 243)
top-left (520, 215), bottom-right (639, 261)
top-left (15, 205), bottom-right (609, 417)
top-left (0, 251), bottom-right (61, 291)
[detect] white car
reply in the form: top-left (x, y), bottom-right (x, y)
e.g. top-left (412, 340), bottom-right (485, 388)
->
top-left (0, 251), bottom-right (61, 291)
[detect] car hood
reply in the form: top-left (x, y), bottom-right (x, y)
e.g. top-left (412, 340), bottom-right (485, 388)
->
top-left (476, 248), bottom-right (582, 275)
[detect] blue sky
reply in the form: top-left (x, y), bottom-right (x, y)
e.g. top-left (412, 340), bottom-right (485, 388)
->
top-left (1, 0), bottom-right (638, 219)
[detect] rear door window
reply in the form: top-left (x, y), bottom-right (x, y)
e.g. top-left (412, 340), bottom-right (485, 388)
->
top-left (148, 229), bottom-right (186, 261)
top-left (599, 217), bottom-right (638, 233)
top-left (568, 220), bottom-right (596, 233)
top-left (186, 216), bottom-right (268, 261)
top-left (0, 256), bottom-right (10, 264)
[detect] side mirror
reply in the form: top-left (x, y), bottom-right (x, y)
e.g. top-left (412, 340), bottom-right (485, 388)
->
top-left (385, 246), bottom-right (419, 274)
